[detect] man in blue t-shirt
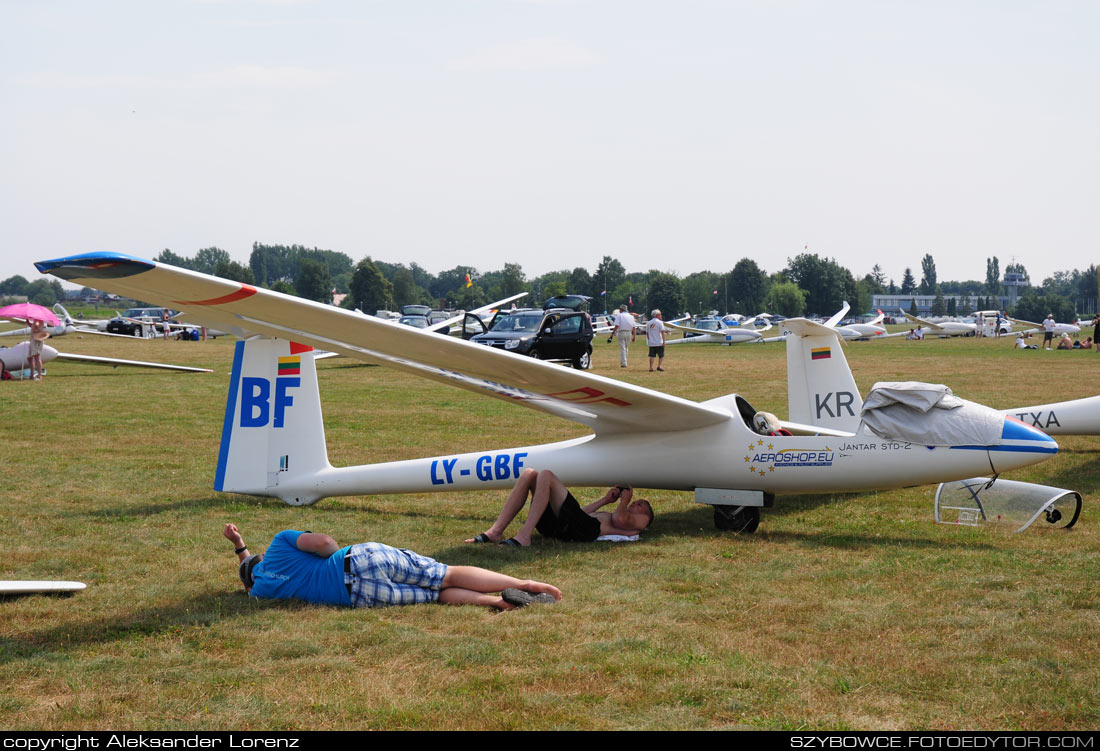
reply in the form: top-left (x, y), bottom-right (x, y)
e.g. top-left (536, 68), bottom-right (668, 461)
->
top-left (223, 524), bottom-right (560, 610)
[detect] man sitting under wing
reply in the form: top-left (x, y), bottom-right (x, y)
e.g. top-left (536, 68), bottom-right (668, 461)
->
top-left (466, 468), bottom-right (654, 547)
top-left (225, 524), bottom-right (560, 610)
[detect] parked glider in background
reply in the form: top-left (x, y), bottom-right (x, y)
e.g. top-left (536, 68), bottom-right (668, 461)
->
top-left (765, 303), bottom-right (888, 343)
top-left (784, 328), bottom-right (1100, 437)
top-left (0, 304), bottom-right (135, 339)
top-left (0, 340), bottom-right (212, 375)
top-left (900, 310), bottom-right (977, 338)
top-left (36, 253), bottom-right (1057, 533)
top-left (1008, 315), bottom-right (1081, 338)
top-left (667, 315), bottom-right (772, 344)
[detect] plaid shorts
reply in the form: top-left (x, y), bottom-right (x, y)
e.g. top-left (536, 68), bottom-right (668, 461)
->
top-left (344, 542), bottom-right (448, 608)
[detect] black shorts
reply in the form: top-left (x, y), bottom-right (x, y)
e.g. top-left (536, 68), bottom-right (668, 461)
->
top-left (648, 345), bottom-right (665, 358)
top-left (535, 492), bottom-right (601, 542)
top-left (1044, 331), bottom-right (1054, 342)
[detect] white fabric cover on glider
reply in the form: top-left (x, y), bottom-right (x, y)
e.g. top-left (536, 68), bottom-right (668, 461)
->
top-left (860, 381), bottom-right (1003, 446)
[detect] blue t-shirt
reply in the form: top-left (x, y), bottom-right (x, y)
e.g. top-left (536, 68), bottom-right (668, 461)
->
top-left (250, 530), bottom-right (352, 607)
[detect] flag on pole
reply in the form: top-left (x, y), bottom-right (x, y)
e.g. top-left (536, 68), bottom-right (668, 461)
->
top-left (464, 274), bottom-right (473, 288)
top-left (600, 290), bottom-right (606, 296)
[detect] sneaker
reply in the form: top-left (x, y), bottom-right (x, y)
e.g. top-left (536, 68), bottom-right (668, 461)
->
top-left (501, 588), bottom-right (557, 608)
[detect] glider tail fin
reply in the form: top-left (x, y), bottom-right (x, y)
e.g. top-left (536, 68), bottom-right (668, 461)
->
top-left (784, 319), bottom-right (863, 432)
top-left (215, 338), bottom-right (332, 504)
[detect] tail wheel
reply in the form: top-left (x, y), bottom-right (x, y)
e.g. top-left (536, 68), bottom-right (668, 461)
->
top-left (713, 505), bottom-right (760, 533)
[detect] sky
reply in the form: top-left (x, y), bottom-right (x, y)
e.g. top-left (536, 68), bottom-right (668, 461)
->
top-left (2, 0), bottom-right (1097, 290)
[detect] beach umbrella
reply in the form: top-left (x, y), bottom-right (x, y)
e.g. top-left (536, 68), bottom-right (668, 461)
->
top-left (0, 302), bottom-right (61, 327)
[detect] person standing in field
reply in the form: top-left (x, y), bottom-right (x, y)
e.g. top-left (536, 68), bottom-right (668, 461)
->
top-left (1043, 314), bottom-right (1056, 350)
top-left (646, 309), bottom-right (668, 372)
top-left (611, 305), bottom-right (636, 368)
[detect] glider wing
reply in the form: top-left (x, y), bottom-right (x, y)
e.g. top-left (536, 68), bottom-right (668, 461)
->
top-left (37, 253), bottom-right (730, 435)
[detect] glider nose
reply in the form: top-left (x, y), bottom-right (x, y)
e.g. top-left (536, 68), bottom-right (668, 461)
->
top-left (991, 416), bottom-right (1058, 472)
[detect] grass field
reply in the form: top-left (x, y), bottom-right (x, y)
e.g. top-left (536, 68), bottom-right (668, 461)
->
top-left (1, 327), bottom-right (1098, 730)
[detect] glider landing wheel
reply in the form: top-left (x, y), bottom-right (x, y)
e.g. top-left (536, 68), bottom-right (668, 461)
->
top-left (714, 505), bottom-right (760, 533)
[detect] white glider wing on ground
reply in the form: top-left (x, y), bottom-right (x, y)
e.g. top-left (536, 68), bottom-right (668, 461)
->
top-left (37, 253), bottom-right (1058, 533)
top-left (0, 340), bottom-right (212, 374)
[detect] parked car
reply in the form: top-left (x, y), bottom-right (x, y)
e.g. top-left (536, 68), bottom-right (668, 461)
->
top-left (683, 316), bottom-right (721, 338)
top-left (465, 308), bottom-right (594, 369)
top-left (106, 307), bottom-right (169, 336)
top-left (398, 315), bottom-right (429, 329)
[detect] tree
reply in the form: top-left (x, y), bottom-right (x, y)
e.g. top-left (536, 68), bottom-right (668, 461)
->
top-left (1012, 291), bottom-right (1075, 323)
top-left (447, 284), bottom-right (487, 310)
top-left (947, 297), bottom-right (957, 316)
top-left (214, 259), bottom-right (255, 285)
top-left (727, 258), bottom-right (769, 314)
top-left (0, 275), bottom-right (29, 296)
top-left (568, 267), bottom-right (593, 298)
top-left (154, 249), bottom-right (192, 269)
top-left (25, 279), bottom-right (60, 306)
top-left (431, 266), bottom-right (479, 301)
top-left (909, 299), bottom-right (919, 316)
top-left (764, 281), bottom-right (806, 317)
top-left (930, 285), bottom-right (946, 316)
top-left (499, 263), bottom-right (527, 298)
top-left (192, 247), bottom-right (232, 275)
top-left (986, 256), bottom-right (1001, 295)
top-left (862, 273), bottom-right (885, 296)
top-left (854, 279), bottom-right (874, 316)
top-left (647, 273), bottom-right (685, 319)
top-left (593, 256), bottom-right (626, 305)
top-left (870, 264), bottom-right (887, 290)
top-left (958, 294), bottom-right (972, 316)
top-left (541, 280), bottom-right (567, 299)
top-left (781, 254), bottom-right (857, 316)
top-left (295, 259), bottom-right (332, 303)
top-left (900, 268), bottom-right (917, 295)
top-left (919, 254), bottom-right (937, 295)
top-left (392, 267), bottom-right (417, 308)
top-left (682, 271), bottom-right (721, 315)
top-left (270, 280), bottom-right (296, 296)
top-left (349, 258), bottom-right (393, 313)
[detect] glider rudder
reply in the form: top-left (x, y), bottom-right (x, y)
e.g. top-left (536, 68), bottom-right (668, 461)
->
top-left (215, 338), bottom-right (332, 504)
top-left (784, 318), bottom-right (862, 433)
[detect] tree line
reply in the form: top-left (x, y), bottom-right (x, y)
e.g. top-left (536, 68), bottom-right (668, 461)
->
top-left (2, 245), bottom-right (1095, 322)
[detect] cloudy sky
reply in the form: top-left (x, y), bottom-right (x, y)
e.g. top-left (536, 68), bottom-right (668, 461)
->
top-left (2, 0), bottom-right (1096, 290)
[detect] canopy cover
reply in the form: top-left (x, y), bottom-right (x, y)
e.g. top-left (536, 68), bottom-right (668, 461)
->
top-left (860, 382), bottom-right (1004, 446)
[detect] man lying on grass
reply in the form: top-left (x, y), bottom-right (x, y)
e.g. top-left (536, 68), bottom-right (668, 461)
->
top-left (224, 524), bottom-right (561, 610)
top-left (465, 468), bottom-right (654, 548)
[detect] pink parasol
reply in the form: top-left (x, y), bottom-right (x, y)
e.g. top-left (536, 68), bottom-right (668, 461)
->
top-left (0, 302), bottom-right (61, 327)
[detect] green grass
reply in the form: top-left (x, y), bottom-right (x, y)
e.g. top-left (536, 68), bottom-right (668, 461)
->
top-left (1, 329), bottom-right (1098, 729)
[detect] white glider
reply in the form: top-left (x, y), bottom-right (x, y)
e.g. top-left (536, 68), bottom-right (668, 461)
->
top-left (783, 323), bottom-right (1100, 437)
top-left (667, 316), bottom-right (772, 345)
top-left (36, 253), bottom-right (1058, 533)
top-left (901, 309), bottom-right (977, 338)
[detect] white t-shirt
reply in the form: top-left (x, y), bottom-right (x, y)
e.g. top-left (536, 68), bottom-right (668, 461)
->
top-left (646, 318), bottom-right (667, 346)
top-left (613, 311), bottom-right (635, 333)
top-left (1044, 318), bottom-right (1056, 333)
